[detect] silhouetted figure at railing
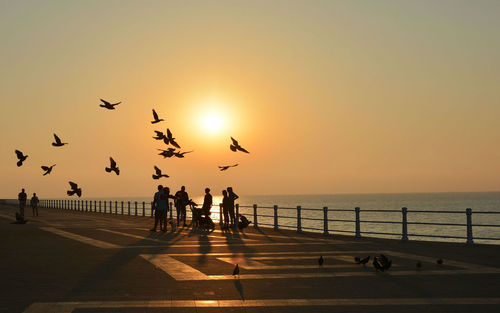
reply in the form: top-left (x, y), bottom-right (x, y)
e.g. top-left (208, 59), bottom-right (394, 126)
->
top-left (218, 164), bottom-right (238, 171)
top-left (174, 186), bottom-right (189, 227)
top-left (52, 133), bottom-right (68, 147)
top-left (18, 188), bottom-right (27, 217)
top-left (227, 187), bottom-right (239, 227)
top-left (238, 214), bottom-right (251, 230)
top-left (221, 190), bottom-right (230, 229)
top-left (230, 137), bottom-right (249, 153)
top-left (31, 193), bottom-right (39, 216)
top-left (67, 181), bottom-right (82, 197)
top-left (151, 109), bottom-right (164, 124)
top-left (99, 99), bottom-right (121, 110)
top-left (15, 150), bottom-right (28, 167)
top-left (150, 185), bottom-right (165, 232)
top-left (200, 188), bottom-right (215, 231)
top-left (152, 166), bottom-right (169, 179)
top-left (105, 157), bottom-right (120, 175)
top-left (162, 187), bottom-right (176, 231)
top-left (41, 164), bottom-right (56, 176)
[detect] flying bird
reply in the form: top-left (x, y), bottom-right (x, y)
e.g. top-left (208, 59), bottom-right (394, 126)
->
top-left (152, 166), bottom-right (169, 179)
top-left (99, 99), bottom-right (121, 110)
top-left (218, 164), bottom-right (238, 171)
top-left (67, 181), bottom-right (82, 197)
top-left (230, 137), bottom-right (249, 153)
top-left (105, 157), bottom-right (120, 175)
top-left (232, 264), bottom-right (240, 277)
top-left (165, 129), bottom-right (181, 148)
top-left (15, 150), bottom-right (28, 167)
top-left (318, 256), bottom-right (324, 267)
top-left (153, 130), bottom-right (165, 140)
top-left (52, 133), bottom-right (68, 147)
top-left (151, 109), bottom-right (164, 124)
top-left (173, 150), bottom-right (193, 158)
top-left (41, 164), bottom-right (56, 176)
top-left (158, 148), bottom-right (176, 158)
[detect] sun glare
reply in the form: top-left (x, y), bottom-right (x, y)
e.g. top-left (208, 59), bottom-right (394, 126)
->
top-left (202, 111), bottom-right (224, 133)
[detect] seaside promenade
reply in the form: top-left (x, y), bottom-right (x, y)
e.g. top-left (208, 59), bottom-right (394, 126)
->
top-left (1, 203), bottom-right (500, 313)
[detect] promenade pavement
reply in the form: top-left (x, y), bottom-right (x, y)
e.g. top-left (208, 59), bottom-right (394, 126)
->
top-left (1, 203), bottom-right (500, 313)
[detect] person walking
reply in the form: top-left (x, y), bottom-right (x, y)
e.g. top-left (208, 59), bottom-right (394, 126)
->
top-left (18, 188), bottom-right (27, 217)
top-left (227, 187), bottom-right (239, 227)
top-left (222, 190), bottom-right (230, 229)
top-left (30, 193), bottom-right (39, 216)
top-left (150, 185), bottom-right (165, 232)
top-left (174, 186), bottom-right (189, 227)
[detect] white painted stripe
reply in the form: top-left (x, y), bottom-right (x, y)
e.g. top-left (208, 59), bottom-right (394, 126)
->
top-left (140, 254), bottom-right (209, 280)
top-left (217, 257), bottom-right (374, 270)
top-left (23, 297), bottom-right (500, 312)
top-left (40, 227), bottom-right (121, 249)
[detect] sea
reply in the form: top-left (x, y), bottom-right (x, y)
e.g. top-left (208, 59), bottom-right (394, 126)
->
top-left (9, 192), bottom-right (500, 245)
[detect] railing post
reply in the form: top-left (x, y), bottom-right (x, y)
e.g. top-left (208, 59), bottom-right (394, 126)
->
top-left (401, 207), bottom-right (408, 241)
top-left (169, 202), bottom-right (173, 220)
top-left (297, 205), bottom-right (302, 233)
top-left (134, 201), bottom-right (138, 216)
top-left (121, 201), bottom-right (124, 215)
top-left (150, 202), bottom-right (154, 217)
top-left (99, 201), bottom-right (102, 213)
top-left (109, 201), bottom-right (112, 214)
top-left (355, 207), bottom-right (361, 238)
top-left (274, 205), bottom-right (278, 230)
top-left (142, 201), bottom-right (145, 216)
top-left (115, 201), bottom-right (118, 214)
top-left (86, 200), bottom-right (88, 212)
top-left (94, 200), bottom-right (97, 212)
top-left (466, 208), bottom-right (474, 244)
top-left (323, 206), bottom-right (328, 235)
top-left (253, 204), bottom-right (258, 228)
top-left (219, 203), bottom-right (223, 225)
top-left (104, 201), bottom-right (107, 213)
top-left (128, 201), bottom-right (130, 215)
top-left (235, 204), bottom-right (239, 228)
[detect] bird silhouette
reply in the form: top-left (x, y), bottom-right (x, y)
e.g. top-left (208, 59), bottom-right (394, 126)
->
top-left (153, 130), bottom-right (165, 140)
top-left (158, 148), bottom-right (176, 158)
top-left (416, 261), bottom-right (422, 270)
top-left (15, 150), bottom-right (28, 167)
top-left (52, 134), bottom-right (68, 147)
top-left (173, 150), bottom-right (193, 158)
top-left (151, 109), bottom-right (164, 124)
top-left (318, 256), bottom-right (324, 267)
top-left (232, 264), bottom-right (240, 277)
top-left (41, 164), bottom-right (56, 176)
top-left (218, 164), bottom-right (239, 171)
top-left (152, 166), bottom-right (169, 179)
top-left (373, 254), bottom-right (391, 271)
top-left (230, 137), bottom-right (249, 153)
top-left (437, 259), bottom-right (443, 265)
top-left (165, 129), bottom-right (181, 148)
top-left (67, 181), bottom-right (82, 197)
top-left (99, 99), bottom-right (121, 110)
top-left (355, 256), bottom-right (370, 266)
top-left (105, 157), bottom-right (120, 175)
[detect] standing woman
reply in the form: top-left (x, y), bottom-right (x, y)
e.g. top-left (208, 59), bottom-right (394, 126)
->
top-left (222, 190), bottom-right (230, 229)
top-left (227, 187), bottom-right (239, 227)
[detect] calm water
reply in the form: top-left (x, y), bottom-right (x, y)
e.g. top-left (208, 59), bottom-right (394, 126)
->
top-left (39, 192), bottom-right (500, 244)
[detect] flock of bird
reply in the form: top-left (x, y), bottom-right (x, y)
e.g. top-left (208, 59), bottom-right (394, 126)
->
top-left (14, 99), bottom-right (251, 197)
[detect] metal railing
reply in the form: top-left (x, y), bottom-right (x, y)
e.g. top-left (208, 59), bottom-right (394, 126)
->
top-left (37, 199), bottom-right (500, 244)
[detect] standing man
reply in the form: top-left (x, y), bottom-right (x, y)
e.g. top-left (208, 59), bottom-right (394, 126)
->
top-left (150, 185), bottom-right (164, 232)
top-left (31, 193), bottom-right (39, 216)
top-left (162, 187), bottom-right (176, 231)
top-left (227, 187), bottom-right (239, 227)
top-left (202, 188), bottom-right (214, 229)
top-left (18, 188), bottom-right (27, 217)
top-left (174, 186), bottom-right (189, 227)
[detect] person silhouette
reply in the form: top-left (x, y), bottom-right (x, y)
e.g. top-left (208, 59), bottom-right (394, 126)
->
top-left (202, 188), bottom-right (214, 230)
top-left (222, 190), bottom-right (230, 229)
top-left (227, 187), bottom-right (239, 227)
top-left (30, 193), bottom-right (39, 216)
top-left (161, 186), bottom-right (176, 231)
top-left (174, 186), bottom-right (189, 227)
top-left (18, 188), bottom-right (27, 217)
top-left (150, 185), bottom-right (164, 232)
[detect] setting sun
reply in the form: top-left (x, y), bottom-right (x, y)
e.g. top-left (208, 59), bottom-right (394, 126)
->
top-left (203, 112), bottom-right (223, 133)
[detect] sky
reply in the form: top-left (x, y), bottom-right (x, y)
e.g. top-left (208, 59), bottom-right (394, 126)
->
top-left (1, 0), bottom-right (499, 198)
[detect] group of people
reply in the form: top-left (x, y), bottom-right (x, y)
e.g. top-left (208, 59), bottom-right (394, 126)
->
top-left (150, 185), bottom-right (240, 232)
top-left (17, 188), bottom-right (39, 218)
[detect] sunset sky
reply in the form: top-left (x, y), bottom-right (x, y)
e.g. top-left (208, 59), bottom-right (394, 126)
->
top-left (1, 0), bottom-right (499, 198)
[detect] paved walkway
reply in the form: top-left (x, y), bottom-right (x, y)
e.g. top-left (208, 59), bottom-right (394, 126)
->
top-left (1, 203), bottom-right (500, 313)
